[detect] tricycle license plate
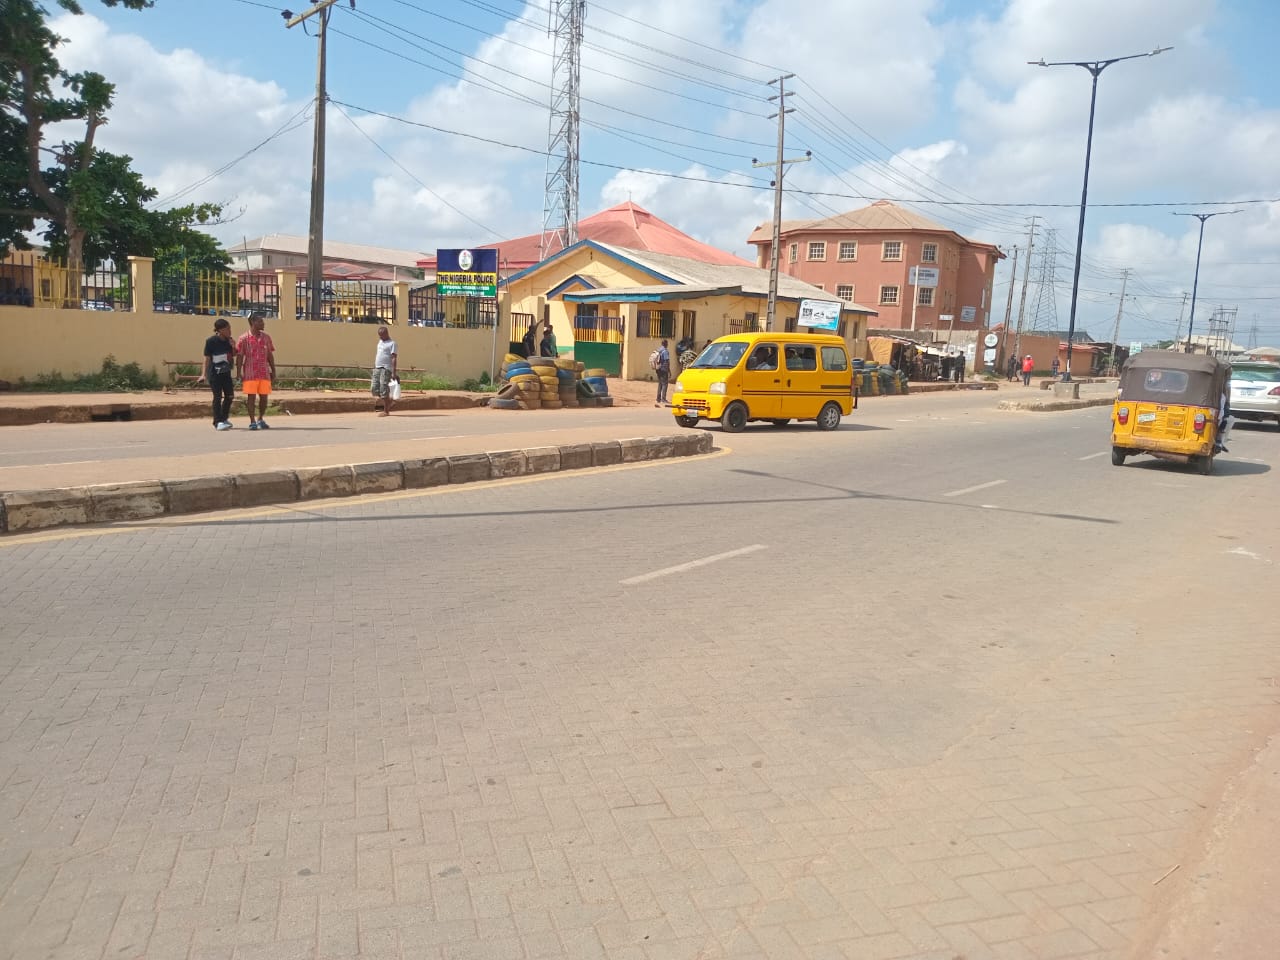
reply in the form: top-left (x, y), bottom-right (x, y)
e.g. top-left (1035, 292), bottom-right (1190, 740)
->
top-left (1137, 412), bottom-right (1157, 424)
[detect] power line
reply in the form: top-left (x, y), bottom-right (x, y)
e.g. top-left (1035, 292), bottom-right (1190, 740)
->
top-left (332, 102), bottom-right (504, 242)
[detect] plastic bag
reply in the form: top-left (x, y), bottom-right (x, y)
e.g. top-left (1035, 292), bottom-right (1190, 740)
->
top-left (389, 377), bottom-right (402, 401)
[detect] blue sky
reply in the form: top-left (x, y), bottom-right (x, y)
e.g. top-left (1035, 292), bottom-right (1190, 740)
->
top-left (59, 0), bottom-right (1280, 343)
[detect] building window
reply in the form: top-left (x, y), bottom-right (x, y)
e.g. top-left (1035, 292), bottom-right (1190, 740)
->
top-left (917, 287), bottom-right (935, 307)
top-left (836, 284), bottom-right (854, 302)
top-left (264, 255), bottom-right (273, 266)
top-left (680, 310), bottom-right (697, 341)
top-left (882, 241), bottom-right (902, 261)
top-left (788, 243), bottom-right (798, 264)
top-left (637, 309), bottom-right (676, 338)
top-left (880, 285), bottom-right (899, 306)
top-left (807, 241), bottom-right (826, 261)
top-left (838, 241), bottom-right (857, 261)
top-left (784, 315), bottom-right (797, 332)
top-left (745, 311), bottom-right (760, 333)
top-left (921, 243), bottom-right (937, 263)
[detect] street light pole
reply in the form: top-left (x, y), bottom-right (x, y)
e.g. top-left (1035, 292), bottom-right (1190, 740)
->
top-left (1172, 209), bottom-right (1241, 352)
top-left (1029, 46), bottom-right (1170, 381)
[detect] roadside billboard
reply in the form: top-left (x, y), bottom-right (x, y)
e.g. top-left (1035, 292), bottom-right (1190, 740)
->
top-left (436, 248), bottom-right (498, 297)
top-left (797, 298), bottom-right (842, 331)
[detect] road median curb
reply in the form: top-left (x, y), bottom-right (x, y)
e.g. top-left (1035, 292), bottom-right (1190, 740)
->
top-left (0, 432), bottom-right (715, 535)
top-left (997, 396), bottom-right (1114, 412)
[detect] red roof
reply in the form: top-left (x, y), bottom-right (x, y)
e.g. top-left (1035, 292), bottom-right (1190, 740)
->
top-left (416, 201), bottom-right (751, 270)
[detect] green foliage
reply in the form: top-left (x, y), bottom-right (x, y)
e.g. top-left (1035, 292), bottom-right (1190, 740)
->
top-left (0, 0), bottom-right (221, 271)
top-left (19, 354), bottom-right (160, 392)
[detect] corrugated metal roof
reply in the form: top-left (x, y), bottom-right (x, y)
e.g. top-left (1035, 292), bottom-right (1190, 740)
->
top-left (229, 234), bottom-right (426, 269)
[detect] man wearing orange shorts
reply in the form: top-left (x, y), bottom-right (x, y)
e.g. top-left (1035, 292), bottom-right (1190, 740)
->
top-left (235, 313), bottom-right (276, 430)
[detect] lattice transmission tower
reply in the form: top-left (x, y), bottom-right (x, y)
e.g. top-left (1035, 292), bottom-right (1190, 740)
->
top-left (1030, 228), bottom-right (1059, 332)
top-left (540, 0), bottom-right (586, 260)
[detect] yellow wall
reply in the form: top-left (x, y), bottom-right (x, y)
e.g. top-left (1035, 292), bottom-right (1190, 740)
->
top-left (0, 306), bottom-right (499, 384)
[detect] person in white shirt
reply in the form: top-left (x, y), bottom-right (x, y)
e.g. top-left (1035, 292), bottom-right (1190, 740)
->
top-left (372, 325), bottom-right (398, 416)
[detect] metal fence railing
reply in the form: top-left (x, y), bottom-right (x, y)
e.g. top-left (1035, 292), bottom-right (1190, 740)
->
top-left (728, 313), bottom-right (763, 335)
top-left (154, 268), bottom-right (238, 314)
top-left (407, 287), bottom-right (497, 328)
top-left (0, 252), bottom-right (130, 310)
top-left (236, 272), bottom-right (280, 318)
top-left (572, 312), bottom-right (623, 343)
top-left (296, 280), bottom-right (395, 322)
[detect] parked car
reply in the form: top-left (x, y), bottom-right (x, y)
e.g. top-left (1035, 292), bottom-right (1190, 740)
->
top-left (1228, 362), bottom-right (1280, 428)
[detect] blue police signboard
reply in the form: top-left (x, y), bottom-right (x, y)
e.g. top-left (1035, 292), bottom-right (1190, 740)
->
top-left (436, 248), bottom-right (499, 297)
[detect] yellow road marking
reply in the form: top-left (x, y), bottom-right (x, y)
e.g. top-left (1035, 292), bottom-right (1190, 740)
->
top-left (1, 445), bottom-right (731, 548)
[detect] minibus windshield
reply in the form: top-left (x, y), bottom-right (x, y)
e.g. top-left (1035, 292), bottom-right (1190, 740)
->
top-left (688, 342), bottom-right (747, 369)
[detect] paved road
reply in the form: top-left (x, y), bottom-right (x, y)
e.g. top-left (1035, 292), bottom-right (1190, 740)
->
top-left (1, 399), bottom-right (1276, 959)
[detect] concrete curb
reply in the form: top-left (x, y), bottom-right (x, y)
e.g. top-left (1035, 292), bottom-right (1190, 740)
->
top-left (0, 432), bottom-right (715, 535)
top-left (997, 396), bottom-right (1114, 412)
top-left (0, 392), bottom-right (490, 427)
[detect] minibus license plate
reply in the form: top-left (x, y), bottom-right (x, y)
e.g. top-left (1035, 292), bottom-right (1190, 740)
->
top-left (1137, 412), bottom-right (1157, 424)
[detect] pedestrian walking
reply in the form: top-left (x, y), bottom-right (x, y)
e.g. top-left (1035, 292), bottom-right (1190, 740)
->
top-left (653, 338), bottom-right (671, 406)
top-left (1006, 353), bottom-right (1019, 382)
top-left (952, 351), bottom-right (964, 383)
top-left (1051, 356), bottom-right (1061, 378)
top-left (1022, 354), bottom-right (1034, 387)
top-left (371, 325), bottom-right (398, 417)
top-left (235, 313), bottom-right (276, 430)
top-left (521, 322), bottom-right (537, 358)
top-left (198, 318), bottom-right (236, 430)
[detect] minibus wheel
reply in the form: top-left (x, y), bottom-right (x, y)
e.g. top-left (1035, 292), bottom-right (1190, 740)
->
top-left (816, 402), bottom-right (842, 431)
top-left (1110, 447), bottom-right (1127, 466)
top-left (676, 414), bottom-right (699, 428)
top-left (721, 402), bottom-right (748, 433)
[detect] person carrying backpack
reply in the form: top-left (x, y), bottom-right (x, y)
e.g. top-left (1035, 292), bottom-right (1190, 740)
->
top-left (651, 339), bottom-right (671, 406)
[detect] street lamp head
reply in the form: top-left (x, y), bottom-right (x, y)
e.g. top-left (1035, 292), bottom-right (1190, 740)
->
top-left (281, 9), bottom-right (293, 19)
top-left (1149, 45), bottom-right (1173, 57)
top-left (1029, 58), bottom-right (1047, 67)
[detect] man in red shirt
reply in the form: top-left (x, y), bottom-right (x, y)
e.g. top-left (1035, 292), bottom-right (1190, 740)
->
top-left (235, 313), bottom-right (276, 430)
top-left (1021, 354), bottom-right (1034, 387)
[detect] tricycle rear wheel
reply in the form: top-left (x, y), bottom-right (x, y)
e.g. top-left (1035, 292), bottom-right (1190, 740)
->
top-left (1110, 447), bottom-right (1127, 466)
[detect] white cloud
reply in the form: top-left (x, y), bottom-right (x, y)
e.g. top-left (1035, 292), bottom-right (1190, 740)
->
top-left (33, 1), bottom-right (1280, 341)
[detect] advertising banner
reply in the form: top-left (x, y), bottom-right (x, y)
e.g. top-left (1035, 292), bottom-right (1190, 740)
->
top-left (436, 248), bottom-right (498, 297)
top-left (797, 298), bottom-right (842, 331)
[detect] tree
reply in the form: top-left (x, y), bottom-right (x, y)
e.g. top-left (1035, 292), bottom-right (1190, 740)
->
top-left (0, 1), bottom-right (226, 275)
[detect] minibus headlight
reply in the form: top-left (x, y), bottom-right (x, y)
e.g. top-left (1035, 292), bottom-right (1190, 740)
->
top-left (709, 381), bottom-right (727, 395)
top-left (673, 379), bottom-right (684, 393)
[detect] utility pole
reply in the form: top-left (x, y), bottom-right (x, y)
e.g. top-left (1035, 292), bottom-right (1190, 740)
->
top-left (1170, 292), bottom-right (1188, 349)
top-left (1108, 267), bottom-right (1128, 373)
top-left (997, 244), bottom-right (1018, 369)
top-left (1013, 216), bottom-right (1039, 361)
top-left (286, 0), bottom-right (344, 322)
top-left (753, 74), bottom-right (808, 332)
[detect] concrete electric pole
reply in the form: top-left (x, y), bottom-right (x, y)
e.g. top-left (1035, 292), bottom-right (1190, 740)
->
top-left (1013, 216), bottom-right (1039, 361)
top-left (1108, 268), bottom-right (1128, 372)
top-left (285, 0), bottom-right (344, 322)
top-left (753, 74), bottom-right (808, 332)
top-left (997, 244), bottom-right (1018, 371)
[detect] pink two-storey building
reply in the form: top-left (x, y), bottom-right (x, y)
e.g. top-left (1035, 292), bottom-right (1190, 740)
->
top-left (748, 200), bottom-right (1004, 333)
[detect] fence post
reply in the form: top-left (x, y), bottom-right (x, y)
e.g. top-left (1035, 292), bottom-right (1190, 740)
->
top-left (128, 256), bottom-right (154, 314)
top-left (276, 270), bottom-right (297, 321)
top-left (393, 280), bottom-right (409, 325)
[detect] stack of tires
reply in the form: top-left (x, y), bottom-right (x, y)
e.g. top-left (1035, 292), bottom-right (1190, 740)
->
top-left (555, 358), bottom-right (580, 408)
top-left (528, 355), bottom-right (561, 409)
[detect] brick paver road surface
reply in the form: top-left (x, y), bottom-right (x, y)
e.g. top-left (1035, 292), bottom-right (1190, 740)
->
top-left (1, 396), bottom-right (1277, 959)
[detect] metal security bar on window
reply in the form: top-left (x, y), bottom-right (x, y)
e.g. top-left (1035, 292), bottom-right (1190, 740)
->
top-left (728, 312), bottom-right (762, 335)
top-left (637, 309), bottom-right (676, 338)
top-left (680, 310), bottom-right (697, 342)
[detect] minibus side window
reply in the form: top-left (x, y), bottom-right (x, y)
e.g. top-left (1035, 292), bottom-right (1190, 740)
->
top-left (785, 345), bottom-right (817, 371)
top-left (821, 346), bottom-right (848, 371)
top-left (746, 345), bottom-right (778, 371)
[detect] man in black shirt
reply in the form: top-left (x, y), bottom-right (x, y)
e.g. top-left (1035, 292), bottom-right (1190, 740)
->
top-left (198, 318), bottom-right (236, 430)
